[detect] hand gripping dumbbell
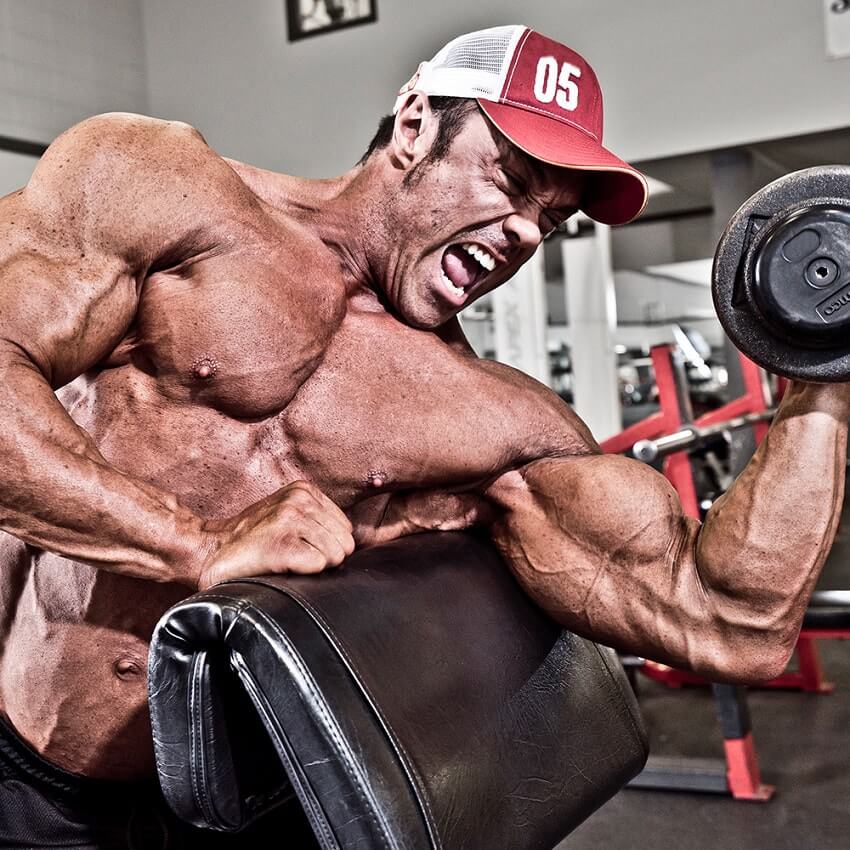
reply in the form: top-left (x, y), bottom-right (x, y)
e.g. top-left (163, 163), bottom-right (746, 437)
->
top-left (713, 165), bottom-right (850, 381)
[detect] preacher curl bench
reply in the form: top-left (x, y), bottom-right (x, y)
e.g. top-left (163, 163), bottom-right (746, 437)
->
top-left (147, 532), bottom-right (648, 849)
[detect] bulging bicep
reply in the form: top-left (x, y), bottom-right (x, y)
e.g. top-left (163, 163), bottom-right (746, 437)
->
top-left (485, 453), bottom-right (707, 642)
top-left (0, 200), bottom-right (138, 386)
top-left (490, 453), bottom-right (692, 563)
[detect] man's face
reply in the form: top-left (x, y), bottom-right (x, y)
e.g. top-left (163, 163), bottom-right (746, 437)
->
top-left (381, 108), bottom-right (586, 329)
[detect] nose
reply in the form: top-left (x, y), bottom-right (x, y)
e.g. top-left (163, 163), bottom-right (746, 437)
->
top-left (503, 213), bottom-right (542, 254)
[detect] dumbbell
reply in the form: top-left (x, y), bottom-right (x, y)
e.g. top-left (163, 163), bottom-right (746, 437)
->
top-left (712, 165), bottom-right (850, 381)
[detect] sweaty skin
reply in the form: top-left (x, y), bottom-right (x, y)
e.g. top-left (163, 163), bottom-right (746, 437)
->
top-left (0, 106), bottom-right (847, 781)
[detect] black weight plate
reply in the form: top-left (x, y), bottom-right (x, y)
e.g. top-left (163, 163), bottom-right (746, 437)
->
top-left (712, 165), bottom-right (850, 382)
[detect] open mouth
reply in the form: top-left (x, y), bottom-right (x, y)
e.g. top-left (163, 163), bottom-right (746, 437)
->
top-left (439, 242), bottom-right (498, 303)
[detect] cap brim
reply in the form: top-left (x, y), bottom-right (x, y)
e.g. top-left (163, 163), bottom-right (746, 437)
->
top-left (478, 100), bottom-right (648, 226)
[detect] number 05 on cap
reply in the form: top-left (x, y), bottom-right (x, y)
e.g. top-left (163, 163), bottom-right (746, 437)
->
top-left (394, 24), bottom-right (648, 225)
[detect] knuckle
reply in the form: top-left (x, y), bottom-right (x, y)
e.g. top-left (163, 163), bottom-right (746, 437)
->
top-left (291, 479), bottom-right (320, 497)
top-left (276, 503), bottom-right (304, 525)
top-left (284, 488), bottom-right (312, 508)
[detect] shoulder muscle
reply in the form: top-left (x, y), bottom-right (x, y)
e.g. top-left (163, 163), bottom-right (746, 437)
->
top-left (21, 112), bottom-right (252, 270)
top-left (0, 114), bottom-right (251, 384)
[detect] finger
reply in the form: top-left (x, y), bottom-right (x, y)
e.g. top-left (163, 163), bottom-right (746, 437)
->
top-left (268, 497), bottom-right (352, 558)
top-left (286, 486), bottom-right (355, 554)
top-left (199, 533), bottom-right (328, 588)
top-left (293, 516), bottom-right (349, 567)
top-left (282, 539), bottom-right (330, 574)
top-left (290, 481), bottom-right (353, 535)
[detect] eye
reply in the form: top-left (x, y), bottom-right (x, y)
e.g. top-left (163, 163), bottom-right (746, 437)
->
top-left (542, 208), bottom-right (577, 235)
top-left (500, 168), bottom-right (526, 196)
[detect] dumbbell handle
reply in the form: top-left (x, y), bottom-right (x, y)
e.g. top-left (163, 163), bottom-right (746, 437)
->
top-left (632, 409), bottom-right (776, 463)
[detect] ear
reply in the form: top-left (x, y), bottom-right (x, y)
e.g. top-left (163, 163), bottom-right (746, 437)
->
top-left (390, 92), bottom-right (438, 170)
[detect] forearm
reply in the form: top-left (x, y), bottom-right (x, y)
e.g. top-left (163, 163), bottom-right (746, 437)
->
top-left (0, 355), bottom-right (208, 585)
top-left (697, 381), bottom-right (849, 634)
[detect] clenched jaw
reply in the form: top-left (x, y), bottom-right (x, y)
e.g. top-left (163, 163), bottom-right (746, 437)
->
top-left (439, 242), bottom-right (499, 304)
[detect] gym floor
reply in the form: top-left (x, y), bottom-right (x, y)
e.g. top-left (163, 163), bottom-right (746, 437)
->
top-left (563, 497), bottom-right (850, 850)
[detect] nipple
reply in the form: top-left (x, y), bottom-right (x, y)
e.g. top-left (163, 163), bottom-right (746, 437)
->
top-left (192, 356), bottom-right (218, 380)
top-left (367, 470), bottom-right (388, 489)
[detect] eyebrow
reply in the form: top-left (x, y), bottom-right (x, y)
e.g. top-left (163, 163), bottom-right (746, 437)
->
top-left (499, 152), bottom-right (579, 218)
top-left (496, 145), bottom-right (545, 183)
top-left (523, 155), bottom-right (547, 185)
top-left (495, 137), bottom-right (582, 216)
top-left (502, 143), bottom-right (576, 198)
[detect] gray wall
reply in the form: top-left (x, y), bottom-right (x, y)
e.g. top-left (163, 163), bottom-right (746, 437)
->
top-left (3, 3), bottom-right (845, 178)
top-left (141, 1), bottom-right (850, 175)
top-left (0, 150), bottom-right (37, 196)
top-left (0, 0), bottom-right (148, 145)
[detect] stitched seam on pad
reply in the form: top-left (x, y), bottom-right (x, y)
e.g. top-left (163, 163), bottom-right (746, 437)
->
top-left (198, 594), bottom-right (251, 643)
top-left (217, 581), bottom-right (435, 848)
top-left (229, 651), bottom-right (339, 850)
top-left (188, 652), bottom-right (212, 825)
top-left (188, 650), bottom-right (227, 829)
top-left (243, 605), bottom-right (391, 849)
top-left (243, 602), bottom-right (395, 850)
top-left (192, 595), bottom-right (299, 831)
top-left (175, 593), bottom-right (329, 835)
top-left (279, 586), bottom-right (440, 849)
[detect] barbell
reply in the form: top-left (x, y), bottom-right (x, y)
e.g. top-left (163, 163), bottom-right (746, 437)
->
top-left (632, 408), bottom-right (776, 463)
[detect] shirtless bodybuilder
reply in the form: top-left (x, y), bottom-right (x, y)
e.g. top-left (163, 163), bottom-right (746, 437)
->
top-left (0, 25), bottom-right (848, 848)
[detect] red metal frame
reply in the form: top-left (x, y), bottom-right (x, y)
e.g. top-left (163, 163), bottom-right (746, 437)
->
top-left (693, 353), bottom-right (770, 441)
top-left (724, 734), bottom-right (774, 801)
top-left (602, 346), bottom-right (770, 516)
top-left (602, 345), bottom-right (700, 517)
top-left (600, 345), bottom-right (686, 454)
top-left (799, 630), bottom-right (850, 640)
top-left (640, 639), bottom-right (841, 694)
top-left (637, 660), bottom-right (710, 689)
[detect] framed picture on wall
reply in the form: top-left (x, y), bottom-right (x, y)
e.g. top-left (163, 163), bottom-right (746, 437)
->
top-left (286, 0), bottom-right (378, 41)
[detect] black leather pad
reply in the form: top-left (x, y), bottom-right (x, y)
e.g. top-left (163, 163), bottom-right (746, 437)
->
top-left (148, 532), bottom-right (647, 849)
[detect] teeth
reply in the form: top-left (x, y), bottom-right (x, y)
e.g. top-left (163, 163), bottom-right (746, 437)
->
top-left (462, 243), bottom-right (496, 272)
top-left (441, 269), bottom-right (465, 298)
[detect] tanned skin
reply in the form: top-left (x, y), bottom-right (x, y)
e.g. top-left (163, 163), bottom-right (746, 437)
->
top-left (0, 99), bottom-right (847, 781)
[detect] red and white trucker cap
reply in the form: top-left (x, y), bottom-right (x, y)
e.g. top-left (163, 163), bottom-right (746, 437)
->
top-left (394, 25), bottom-right (648, 225)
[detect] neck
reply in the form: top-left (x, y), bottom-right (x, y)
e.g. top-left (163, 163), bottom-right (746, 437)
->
top-left (225, 156), bottom-right (394, 296)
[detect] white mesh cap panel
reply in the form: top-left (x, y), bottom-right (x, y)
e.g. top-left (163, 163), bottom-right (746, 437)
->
top-left (438, 30), bottom-right (516, 74)
top-left (393, 25), bottom-right (526, 112)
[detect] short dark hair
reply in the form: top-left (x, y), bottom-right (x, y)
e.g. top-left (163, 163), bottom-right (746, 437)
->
top-left (358, 96), bottom-right (479, 166)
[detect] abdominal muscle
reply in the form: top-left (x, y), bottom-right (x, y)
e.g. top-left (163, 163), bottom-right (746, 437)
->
top-left (1, 566), bottom-right (175, 780)
top-left (0, 372), bottom-right (312, 780)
